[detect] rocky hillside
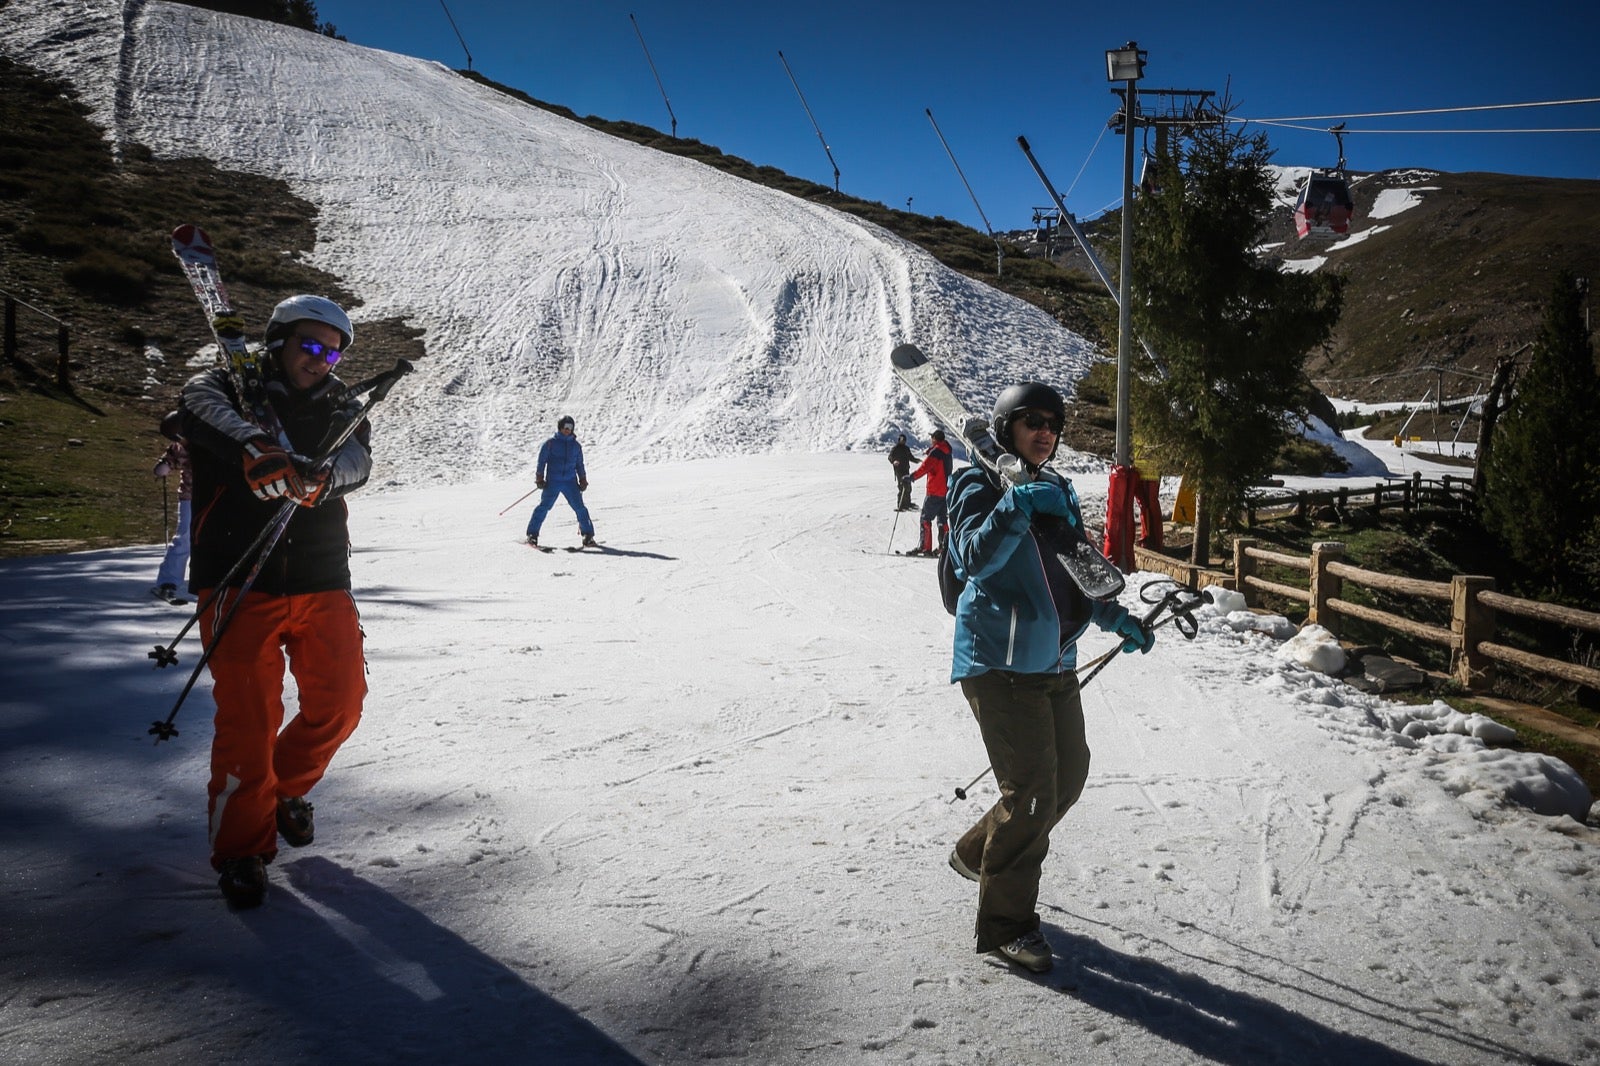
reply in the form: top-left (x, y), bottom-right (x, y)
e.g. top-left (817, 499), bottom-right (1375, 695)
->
top-left (1015, 167), bottom-right (1600, 406)
top-left (1274, 169), bottom-right (1600, 402)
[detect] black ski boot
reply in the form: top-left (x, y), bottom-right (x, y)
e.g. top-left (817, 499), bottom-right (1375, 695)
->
top-left (218, 855), bottom-right (268, 908)
top-left (276, 796), bottom-right (315, 847)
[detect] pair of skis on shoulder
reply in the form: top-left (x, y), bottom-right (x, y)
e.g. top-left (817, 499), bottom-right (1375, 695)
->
top-left (889, 343), bottom-right (1124, 601)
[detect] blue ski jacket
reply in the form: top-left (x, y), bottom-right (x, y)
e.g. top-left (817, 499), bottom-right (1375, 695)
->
top-left (947, 464), bottom-right (1132, 681)
top-left (537, 433), bottom-right (587, 484)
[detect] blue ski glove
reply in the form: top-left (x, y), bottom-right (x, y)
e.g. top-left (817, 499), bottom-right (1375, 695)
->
top-left (1109, 607), bottom-right (1155, 654)
top-left (1011, 481), bottom-right (1073, 520)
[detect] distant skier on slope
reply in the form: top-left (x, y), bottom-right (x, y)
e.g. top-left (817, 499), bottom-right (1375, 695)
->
top-left (179, 294), bottom-right (373, 909)
top-left (888, 433), bottom-right (916, 511)
top-left (526, 415), bottom-right (596, 548)
top-left (943, 380), bottom-right (1154, 975)
top-left (150, 410), bottom-right (192, 606)
top-left (904, 428), bottom-right (952, 556)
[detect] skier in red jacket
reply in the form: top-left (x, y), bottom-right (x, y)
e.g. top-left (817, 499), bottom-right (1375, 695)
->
top-left (906, 429), bottom-right (953, 556)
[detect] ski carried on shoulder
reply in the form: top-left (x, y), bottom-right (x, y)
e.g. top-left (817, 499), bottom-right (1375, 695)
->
top-left (889, 343), bottom-right (1124, 601)
top-left (171, 224), bottom-right (283, 438)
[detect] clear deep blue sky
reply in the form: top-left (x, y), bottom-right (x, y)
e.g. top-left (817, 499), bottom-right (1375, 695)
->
top-left (313, 0), bottom-right (1600, 233)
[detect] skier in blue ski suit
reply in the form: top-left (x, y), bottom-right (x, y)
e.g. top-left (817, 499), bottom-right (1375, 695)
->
top-left (526, 415), bottom-right (595, 546)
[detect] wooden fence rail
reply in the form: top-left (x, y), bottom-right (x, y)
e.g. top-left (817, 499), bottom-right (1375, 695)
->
top-left (1234, 538), bottom-right (1600, 693)
top-left (1243, 474), bottom-right (1473, 526)
top-left (2, 290), bottom-right (72, 389)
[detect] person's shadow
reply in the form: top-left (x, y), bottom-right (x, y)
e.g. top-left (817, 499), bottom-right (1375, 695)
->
top-left (234, 856), bottom-right (645, 1063)
top-left (1031, 912), bottom-right (1555, 1066)
top-left (561, 544), bottom-right (675, 559)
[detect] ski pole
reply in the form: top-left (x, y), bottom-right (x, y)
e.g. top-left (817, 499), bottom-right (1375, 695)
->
top-left (950, 580), bottom-right (1207, 800)
top-left (887, 499), bottom-right (903, 554)
top-left (499, 485), bottom-right (539, 516)
top-left (147, 359), bottom-right (411, 741)
top-left (148, 506), bottom-right (295, 742)
top-left (951, 643), bottom-right (1118, 801)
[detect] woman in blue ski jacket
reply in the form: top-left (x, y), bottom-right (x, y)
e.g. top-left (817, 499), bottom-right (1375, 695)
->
top-left (526, 415), bottom-right (595, 547)
top-left (943, 380), bottom-right (1154, 976)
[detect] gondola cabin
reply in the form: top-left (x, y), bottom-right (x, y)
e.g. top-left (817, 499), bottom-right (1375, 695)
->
top-left (1294, 172), bottom-right (1355, 238)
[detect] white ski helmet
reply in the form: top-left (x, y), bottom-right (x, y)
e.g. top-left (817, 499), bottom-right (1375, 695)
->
top-left (265, 294), bottom-right (354, 350)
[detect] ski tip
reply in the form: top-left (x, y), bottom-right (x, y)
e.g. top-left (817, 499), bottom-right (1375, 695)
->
top-left (171, 224), bottom-right (213, 254)
top-left (889, 343), bottom-right (927, 370)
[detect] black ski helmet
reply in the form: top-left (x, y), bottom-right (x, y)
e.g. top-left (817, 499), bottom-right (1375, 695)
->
top-left (557, 415), bottom-right (575, 431)
top-left (159, 410), bottom-right (183, 441)
top-left (992, 381), bottom-right (1066, 460)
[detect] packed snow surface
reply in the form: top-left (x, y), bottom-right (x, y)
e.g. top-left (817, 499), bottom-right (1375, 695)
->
top-left (2, 3), bottom-right (1598, 1064)
top-left (4, 457), bottom-right (1599, 1065)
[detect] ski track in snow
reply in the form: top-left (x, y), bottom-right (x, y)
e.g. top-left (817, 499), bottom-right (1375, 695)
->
top-left (2, 3), bottom-right (1599, 1064)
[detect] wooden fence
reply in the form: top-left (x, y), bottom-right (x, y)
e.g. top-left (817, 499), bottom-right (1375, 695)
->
top-left (1243, 473), bottom-right (1473, 527)
top-left (2, 291), bottom-right (72, 389)
top-left (1233, 538), bottom-right (1600, 694)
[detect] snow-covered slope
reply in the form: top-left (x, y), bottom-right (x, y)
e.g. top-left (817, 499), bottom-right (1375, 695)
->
top-left (0, 0), bottom-right (1098, 476)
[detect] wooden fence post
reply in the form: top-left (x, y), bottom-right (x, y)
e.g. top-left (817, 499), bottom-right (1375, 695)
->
top-left (1310, 541), bottom-right (1344, 634)
top-left (56, 324), bottom-right (70, 389)
top-left (1233, 537), bottom-right (1258, 608)
top-left (1453, 575), bottom-right (1496, 691)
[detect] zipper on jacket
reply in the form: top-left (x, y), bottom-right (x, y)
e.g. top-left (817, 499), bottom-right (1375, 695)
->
top-left (1006, 606), bottom-right (1018, 666)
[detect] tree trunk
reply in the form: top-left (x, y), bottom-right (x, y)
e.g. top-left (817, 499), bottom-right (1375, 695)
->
top-left (1189, 490), bottom-right (1211, 566)
top-left (1472, 352), bottom-right (1518, 498)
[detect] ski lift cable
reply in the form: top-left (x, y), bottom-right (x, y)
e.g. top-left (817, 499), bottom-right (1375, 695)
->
top-left (1312, 365), bottom-right (1495, 390)
top-left (1234, 96), bottom-right (1600, 123)
top-left (1065, 122), bottom-right (1111, 200)
top-left (1255, 119), bottom-right (1600, 135)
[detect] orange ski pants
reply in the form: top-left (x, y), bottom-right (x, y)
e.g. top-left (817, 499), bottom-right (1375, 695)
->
top-left (198, 588), bottom-right (366, 869)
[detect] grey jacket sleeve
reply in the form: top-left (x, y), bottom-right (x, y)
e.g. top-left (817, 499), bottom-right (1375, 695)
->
top-left (322, 396), bottom-right (372, 498)
top-left (181, 369), bottom-right (269, 448)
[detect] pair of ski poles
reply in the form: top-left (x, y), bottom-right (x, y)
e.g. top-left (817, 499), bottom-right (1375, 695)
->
top-left (146, 359), bottom-right (412, 743)
top-left (949, 578), bottom-right (1208, 801)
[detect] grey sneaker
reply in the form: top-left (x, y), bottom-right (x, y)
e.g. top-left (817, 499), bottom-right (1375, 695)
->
top-left (948, 849), bottom-right (980, 882)
top-left (992, 929), bottom-right (1053, 973)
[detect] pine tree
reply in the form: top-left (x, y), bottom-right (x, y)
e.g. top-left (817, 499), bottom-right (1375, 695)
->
top-left (1480, 270), bottom-right (1600, 597)
top-left (1122, 116), bottom-right (1343, 564)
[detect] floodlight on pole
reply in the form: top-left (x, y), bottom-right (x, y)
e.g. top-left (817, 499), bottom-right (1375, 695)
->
top-left (1105, 40), bottom-right (1145, 571)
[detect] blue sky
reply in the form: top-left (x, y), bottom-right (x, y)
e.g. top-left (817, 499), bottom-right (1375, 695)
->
top-left (312, 0), bottom-right (1600, 233)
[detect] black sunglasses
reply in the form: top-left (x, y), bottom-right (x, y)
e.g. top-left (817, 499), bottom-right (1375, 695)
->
top-left (1014, 411), bottom-right (1062, 434)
